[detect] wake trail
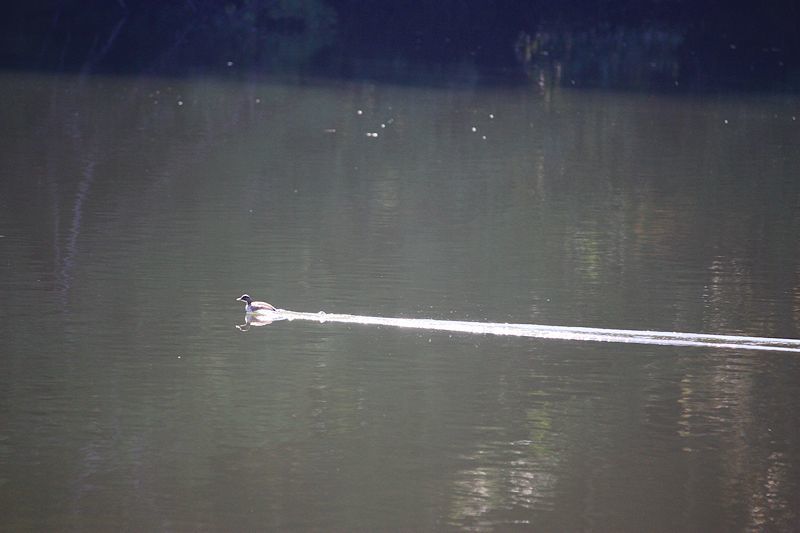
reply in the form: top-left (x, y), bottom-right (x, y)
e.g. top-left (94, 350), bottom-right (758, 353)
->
top-left (270, 310), bottom-right (800, 353)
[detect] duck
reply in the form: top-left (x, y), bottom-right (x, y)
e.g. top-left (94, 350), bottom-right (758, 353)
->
top-left (237, 294), bottom-right (277, 313)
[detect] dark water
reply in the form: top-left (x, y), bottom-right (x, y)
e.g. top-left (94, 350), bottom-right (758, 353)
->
top-left (2, 72), bottom-right (800, 530)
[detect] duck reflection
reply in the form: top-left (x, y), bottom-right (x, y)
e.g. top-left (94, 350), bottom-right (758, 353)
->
top-left (236, 313), bottom-right (286, 331)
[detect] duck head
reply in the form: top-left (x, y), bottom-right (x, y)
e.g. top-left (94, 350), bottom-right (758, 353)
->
top-left (237, 294), bottom-right (252, 303)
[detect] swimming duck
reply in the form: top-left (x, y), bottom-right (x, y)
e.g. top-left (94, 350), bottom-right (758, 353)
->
top-left (237, 294), bottom-right (277, 313)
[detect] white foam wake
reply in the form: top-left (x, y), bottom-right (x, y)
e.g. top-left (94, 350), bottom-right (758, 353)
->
top-left (270, 310), bottom-right (800, 353)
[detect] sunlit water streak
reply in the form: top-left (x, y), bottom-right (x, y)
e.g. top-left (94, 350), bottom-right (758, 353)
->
top-left (260, 310), bottom-right (800, 353)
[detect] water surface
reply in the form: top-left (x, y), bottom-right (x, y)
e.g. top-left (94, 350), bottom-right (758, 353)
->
top-left (2, 72), bottom-right (800, 530)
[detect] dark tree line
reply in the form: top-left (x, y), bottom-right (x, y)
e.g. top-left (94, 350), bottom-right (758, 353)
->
top-left (1, 0), bottom-right (797, 88)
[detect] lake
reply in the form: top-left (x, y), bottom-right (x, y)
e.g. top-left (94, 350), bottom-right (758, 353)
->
top-left (2, 71), bottom-right (800, 530)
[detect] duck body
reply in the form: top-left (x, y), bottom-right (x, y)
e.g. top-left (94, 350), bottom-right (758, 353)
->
top-left (237, 294), bottom-right (277, 313)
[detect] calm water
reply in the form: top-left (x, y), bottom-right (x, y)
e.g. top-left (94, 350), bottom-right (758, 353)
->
top-left (2, 72), bottom-right (800, 531)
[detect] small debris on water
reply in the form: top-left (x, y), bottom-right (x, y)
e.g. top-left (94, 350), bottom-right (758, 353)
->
top-left (471, 126), bottom-right (477, 132)
top-left (489, 113), bottom-right (494, 119)
top-left (366, 132), bottom-right (379, 137)
top-left (177, 100), bottom-right (183, 106)
top-left (227, 60), bottom-right (234, 67)
top-left (255, 98), bottom-right (261, 104)
top-left (357, 109), bottom-right (363, 115)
